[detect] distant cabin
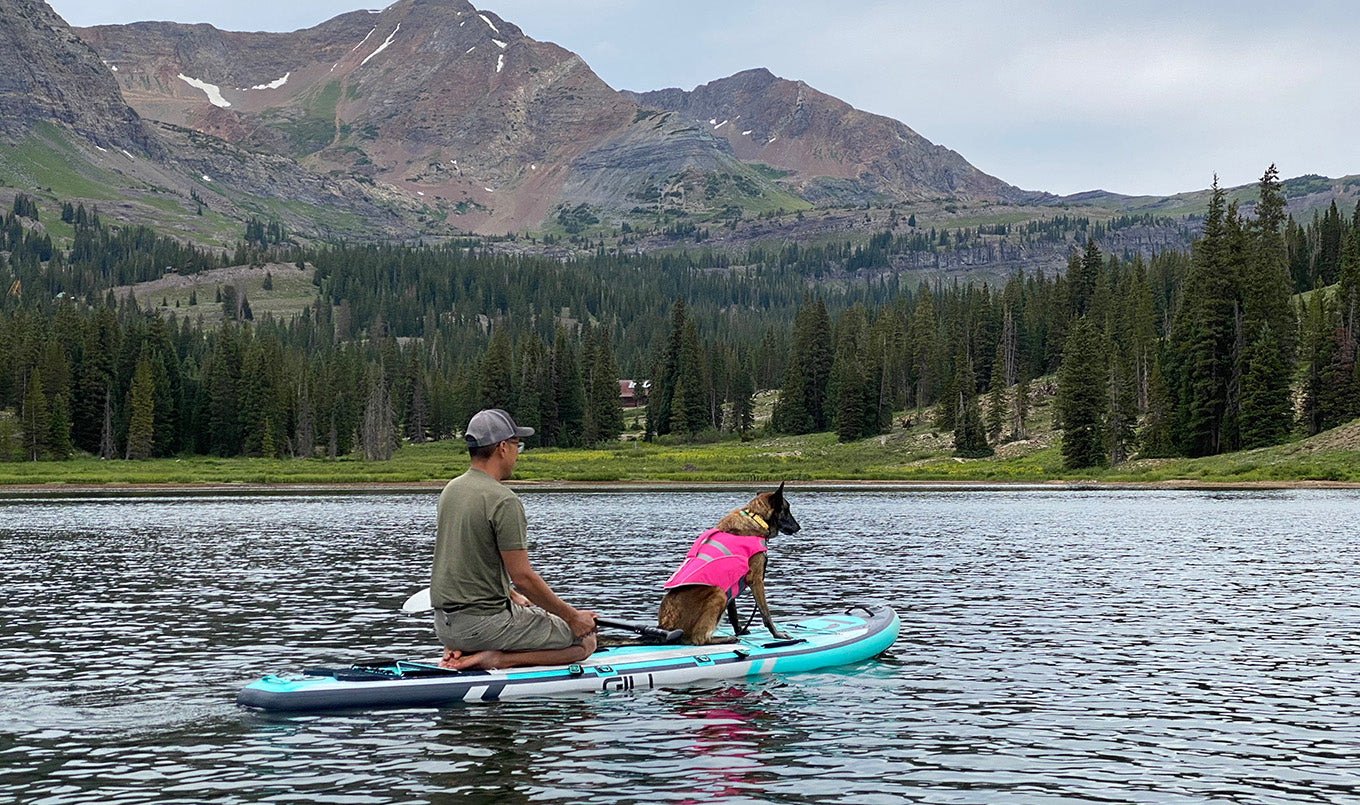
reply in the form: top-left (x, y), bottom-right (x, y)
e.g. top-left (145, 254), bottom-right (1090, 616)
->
top-left (618, 379), bottom-right (650, 408)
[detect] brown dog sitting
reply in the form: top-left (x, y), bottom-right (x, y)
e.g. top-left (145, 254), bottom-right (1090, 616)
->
top-left (657, 483), bottom-right (800, 645)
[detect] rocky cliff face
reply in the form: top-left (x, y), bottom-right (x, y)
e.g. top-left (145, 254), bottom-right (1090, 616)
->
top-left (0, 0), bottom-right (430, 241)
top-left (79, 0), bottom-right (639, 232)
top-left (625, 69), bottom-right (1044, 206)
top-left (0, 0), bottom-right (156, 152)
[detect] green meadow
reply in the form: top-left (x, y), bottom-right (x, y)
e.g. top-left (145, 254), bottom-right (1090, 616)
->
top-left (2, 414), bottom-right (1357, 490)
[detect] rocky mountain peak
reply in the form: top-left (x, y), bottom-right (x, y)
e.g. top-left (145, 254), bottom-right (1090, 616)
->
top-left (627, 68), bottom-right (1034, 205)
top-left (0, 0), bottom-right (156, 152)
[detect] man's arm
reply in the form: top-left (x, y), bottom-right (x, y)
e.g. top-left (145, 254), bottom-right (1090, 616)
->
top-left (501, 549), bottom-right (596, 637)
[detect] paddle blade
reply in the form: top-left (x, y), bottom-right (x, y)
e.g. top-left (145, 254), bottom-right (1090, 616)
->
top-left (402, 587), bottom-right (432, 614)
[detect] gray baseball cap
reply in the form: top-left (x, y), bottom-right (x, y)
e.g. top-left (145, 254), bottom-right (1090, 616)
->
top-left (464, 408), bottom-right (534, 448)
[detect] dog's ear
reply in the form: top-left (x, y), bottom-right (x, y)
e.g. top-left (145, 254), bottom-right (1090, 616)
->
top-left (770, 482), bottom-right (785, 508)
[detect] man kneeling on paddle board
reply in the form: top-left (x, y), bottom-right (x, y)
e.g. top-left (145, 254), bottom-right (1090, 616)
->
top-left (432, 408), bottom-right (597, 671)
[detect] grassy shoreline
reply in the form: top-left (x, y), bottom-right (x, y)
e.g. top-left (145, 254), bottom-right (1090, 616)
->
top-left (2, 418), bottom-right (1358, 495)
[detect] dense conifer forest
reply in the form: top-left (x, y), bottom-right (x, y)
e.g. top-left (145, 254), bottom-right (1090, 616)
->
top-left (1, 166), bottom-right (1357, 468)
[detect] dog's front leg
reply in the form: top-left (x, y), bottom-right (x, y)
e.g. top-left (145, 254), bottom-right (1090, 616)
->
top-left (746, 554), bottom-right (790, 639)
top-left (726, 599), bottom-right (750, 636)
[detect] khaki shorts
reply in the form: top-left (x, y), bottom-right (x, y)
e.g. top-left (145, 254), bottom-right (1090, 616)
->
top-left (435, 603), bottom-right (578, 653)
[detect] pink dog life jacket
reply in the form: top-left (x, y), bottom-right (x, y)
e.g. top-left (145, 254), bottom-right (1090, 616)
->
top-left (662, 529), bottom-right (768, 602)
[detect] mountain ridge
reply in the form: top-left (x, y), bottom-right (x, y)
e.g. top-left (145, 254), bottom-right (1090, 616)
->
top-left (69, 0), bottom-right (1038, 233)
top-left (1, 0), bottom-right (1355, 262)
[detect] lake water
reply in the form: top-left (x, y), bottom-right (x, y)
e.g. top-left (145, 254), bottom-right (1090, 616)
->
top-left (2, 488), bottom-right (1359, 803)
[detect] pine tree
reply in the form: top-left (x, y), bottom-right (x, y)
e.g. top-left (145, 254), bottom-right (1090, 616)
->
top-left (99, 391), bottom-right (116, 460)
top-left (479, 326), bottom-right (514, 410)
top-left (515, 335), bottom-right (547, 446)
top-left (835, 358), bottom-right (866, 443)
top-left (1010, 372), bottom-right (1030, 442)
top-left (405, 363), bottom-right (429, 445)
top-left (238, 341), bottom-right (271, 457)
top-left (1339, 225), bottom-right (1360, 342)
top-left (124, 353), bottom-right (155, 460)
top-left (771, 359), bottom-right (813, 434)
top-left (1297, 288), bottom-right (1329, 436)
top-left (1106, 348), bottom-right (1138, 465)
top-left (1138, 356), bottom-right (1176, 457)
top-left (47, 391), bottom-right (73, 460)
top-left (1238, 165), bottom-right (1297, 442)
top-left (20, 372), bottom-right (49, 461)
top-left (794, 297), bottom-right (834, 431)
top-left (648, 299), bottom-right (688, 436)
top-left (674, 319), bottom-right (707, 435)
top-left (206, 324), bottom-right (244, 456)
top-left (951, 360), bottom-right (992, 458)
top-left (986, 348), bottom-right (1005, 443)
top-left (296, 373), bottom-right (316, 457)
top-left (585, 328), bottom-right (624, 445)
top-left (906, 285), bottom-right (938, 408)
top-left (1056, 317), bottom-right (1108, 469)
top-left (1169, 178), bottom-right (1238, 457)
top-left (1239, 324), bottom-right (1291, 449)
top-left (551, 328), bottom-right (585, 446)
top-left (831, 305), bottom-right (872, 442)
top-left (729, 358), bottom-right (755, 437)
top-left (361, 370), bottom-right (396, 460)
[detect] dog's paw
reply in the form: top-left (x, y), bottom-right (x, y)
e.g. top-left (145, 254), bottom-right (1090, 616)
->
top-left (771, 629), bottom-right (792, 640)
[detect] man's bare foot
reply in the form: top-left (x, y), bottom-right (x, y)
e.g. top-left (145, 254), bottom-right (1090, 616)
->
top-left (449, 650), bottom-right (503, 670)
top-left (438, 648), bottom-right (463, 669)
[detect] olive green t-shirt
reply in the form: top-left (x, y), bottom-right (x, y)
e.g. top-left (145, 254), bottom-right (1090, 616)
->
top-left (431, 467), bottom-right (529, 615)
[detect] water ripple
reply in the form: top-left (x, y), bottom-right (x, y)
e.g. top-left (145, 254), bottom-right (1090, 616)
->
top-left (3, 490), bottom-right (1360, 803)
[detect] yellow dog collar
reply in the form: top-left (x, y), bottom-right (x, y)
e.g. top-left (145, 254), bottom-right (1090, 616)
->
top-left (740, 509), bottom-right (770, 530)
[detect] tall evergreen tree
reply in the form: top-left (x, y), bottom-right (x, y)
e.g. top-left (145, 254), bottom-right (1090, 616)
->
top-left (1237, 164), bottom-right (1297, 447)
top-left (986, 347), bottom-right (1006, 443)
top-left (1106, 347), bottom-right (1138, 466)
top-left (584, 327), bottom-right (624, 445)
top-left (831, 305), bottom-right (875, 442)
top-left (47, 390), bottom-right (73, 460)
top-left (1239, 324), bottom-right (1291, 449)
top-left (771, 358), bottom-right (813, 434)
top-left (479, 326), bottom-right (514, 410)
top-left (648, 299), bottom-right (688, 437)
top-left (124, 353), bottom-right (155, 460)
top-left (361, 368), bottom-right (397, 460)
top-left (1009, 371), bottom-right (1030, 442)
top-left (1056, 317), bottom-right (1108, 469)
top-left (951, 359), bottom-right (992, 458)
top-left (728, 355), bottom-right (756, 436)
top-left (671, 319), bottom-right (707, 436)
top-left (1169, 178), bottom-right (1238, 457)
top-left (906, 284), bottom-right (938, 408)
top-left (20, 371), bottom-right (49, 461)
top-left (550, 328), bottom-right (585, 446)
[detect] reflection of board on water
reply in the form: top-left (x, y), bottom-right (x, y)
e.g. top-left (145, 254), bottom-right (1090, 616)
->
top-left (236, 605), bottom-right (899, 711)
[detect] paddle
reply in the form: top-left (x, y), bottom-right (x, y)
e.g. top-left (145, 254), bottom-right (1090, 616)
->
top-left (400, 587), bottom-right (684, 644)
top-left (401, 587), bottom-right (432, 614)
top-left (595, 618), bottom-right (684, 644)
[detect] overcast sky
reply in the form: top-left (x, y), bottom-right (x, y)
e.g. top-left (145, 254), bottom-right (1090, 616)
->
top-left (45, 0), bottom-right (1359, 197)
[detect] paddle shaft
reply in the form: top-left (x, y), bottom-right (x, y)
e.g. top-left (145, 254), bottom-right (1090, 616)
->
top-left (596, 618), bottom-right (684, 644)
